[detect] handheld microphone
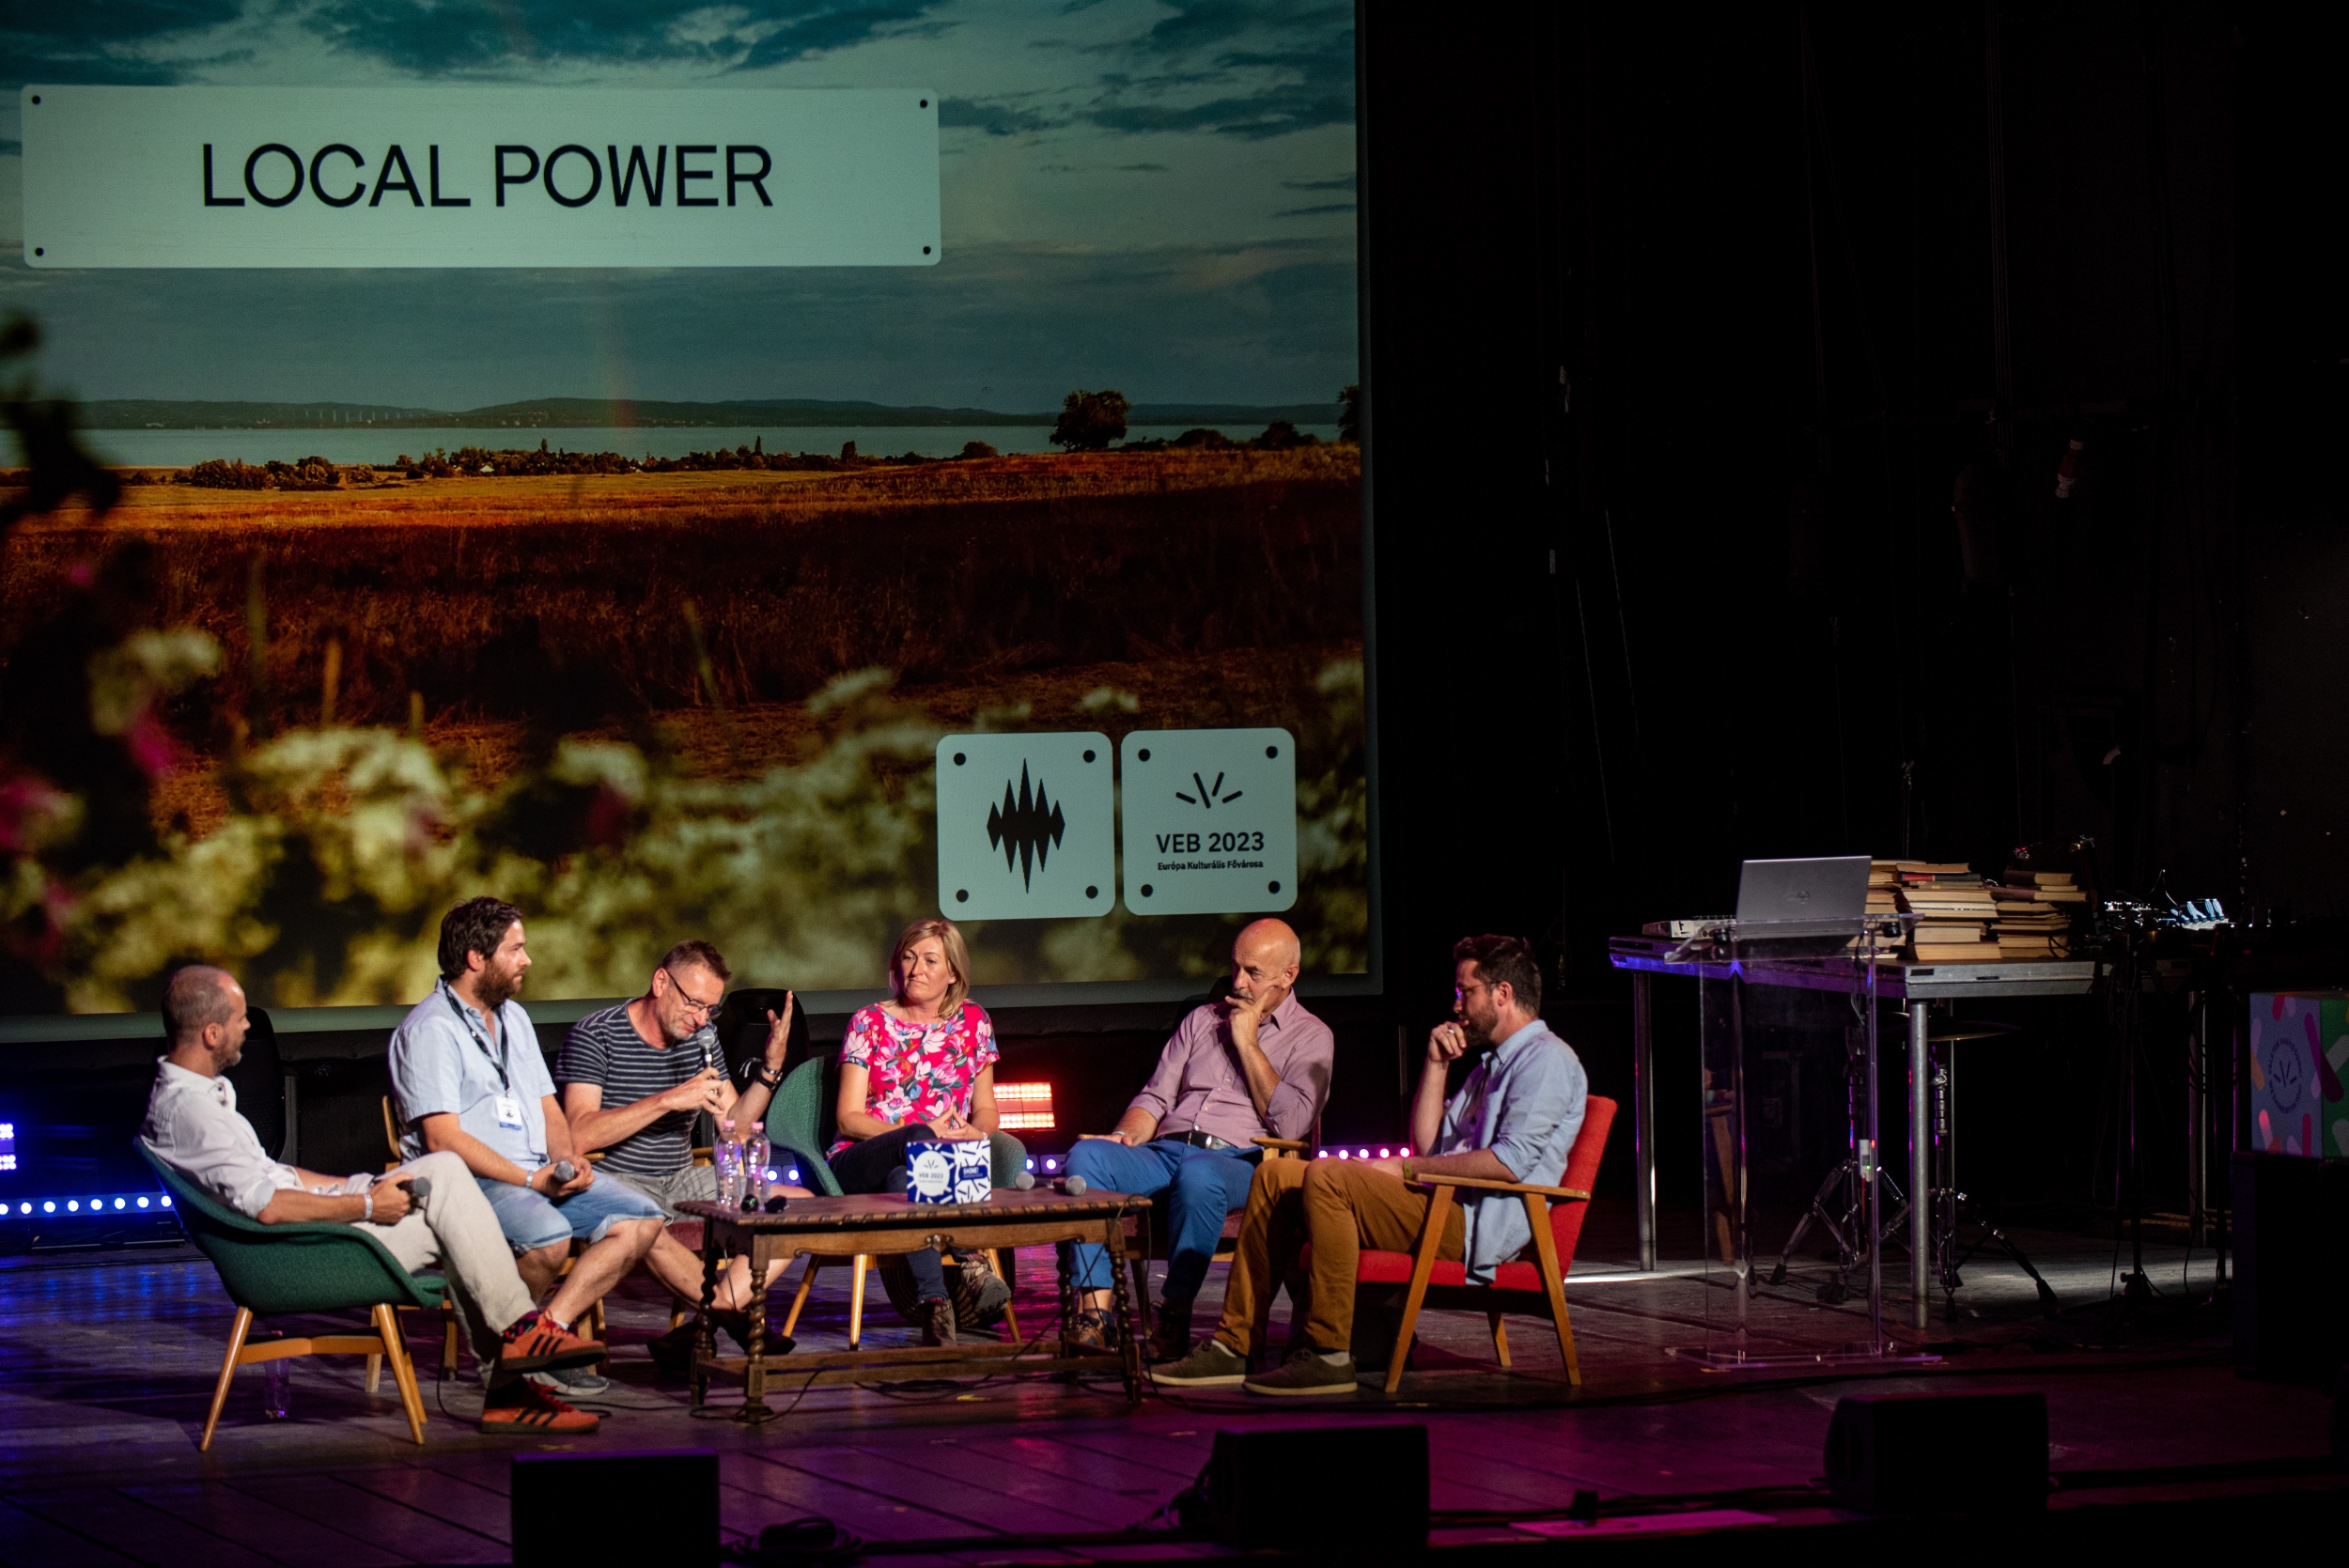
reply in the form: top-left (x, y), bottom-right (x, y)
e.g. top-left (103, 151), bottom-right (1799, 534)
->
top-left (1061, 1174), bottom-right (1088, 1196)
top-left (1013, 1171), bottom-right (1036, 1190)
top-left (552, 1160), bottom-right (577, 1185)
top-left (407, 1176), bottom-right (431, 1205)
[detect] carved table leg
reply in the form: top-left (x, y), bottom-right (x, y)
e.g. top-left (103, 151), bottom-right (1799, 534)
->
top-left (739, 1247), bottom-right (776, 1421)
top-left (692, 1222), bottom-right (720, 1408)
top-left (1056, 1228), bottom-right (1080, 1361)
top-left (1104, 1217), bottom-right (1143, 1399)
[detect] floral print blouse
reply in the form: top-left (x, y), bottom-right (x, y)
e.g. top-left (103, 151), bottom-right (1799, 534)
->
top-left (831, 1001), bottom-right (997, 1154)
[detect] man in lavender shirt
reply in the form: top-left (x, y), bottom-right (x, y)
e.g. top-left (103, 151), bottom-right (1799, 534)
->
top-left (1062, 918), bottom-right (1333, 1359)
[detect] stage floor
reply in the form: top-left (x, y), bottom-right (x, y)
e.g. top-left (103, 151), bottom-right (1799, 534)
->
top-left (0, 1205), bottom-right (2336, 1565)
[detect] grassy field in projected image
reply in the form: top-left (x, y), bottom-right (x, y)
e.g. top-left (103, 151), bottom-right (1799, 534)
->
top-left (0, 447), bottom-right (1367, 1008)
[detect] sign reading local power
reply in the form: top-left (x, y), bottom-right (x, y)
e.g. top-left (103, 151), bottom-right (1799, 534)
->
top-left (19, 85), bottom-right (939, 269)
top-left (1120, 729), bottom-right (1298, 917)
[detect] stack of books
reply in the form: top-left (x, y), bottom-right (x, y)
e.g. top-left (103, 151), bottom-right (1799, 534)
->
top-left (1865, 862), bottom-right (1908, 950)
top-left (1898, 863), bottom-right (2002, 962)
top-left (1992, 869), bottom-right (2089, 956)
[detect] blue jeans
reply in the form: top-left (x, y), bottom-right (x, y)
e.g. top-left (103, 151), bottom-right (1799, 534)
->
top-left (1060, 1140), bottom-right (1259, 1299)
top-left (475, 1172), bottom-right (666, 1253)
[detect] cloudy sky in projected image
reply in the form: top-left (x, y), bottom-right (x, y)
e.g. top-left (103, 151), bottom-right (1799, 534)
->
top-left (0, 1), bottom-right (1357, 410)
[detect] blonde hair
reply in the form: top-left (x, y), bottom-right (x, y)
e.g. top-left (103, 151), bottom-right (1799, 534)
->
top-left (888, 917), bottom-right (972, 1019)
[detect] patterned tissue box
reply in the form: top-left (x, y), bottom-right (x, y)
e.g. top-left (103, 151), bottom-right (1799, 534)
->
top-left (904, 1140), bottom-right (993, 1204)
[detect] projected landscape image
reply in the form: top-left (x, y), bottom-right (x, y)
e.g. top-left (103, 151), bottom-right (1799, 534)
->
top-left (0, 2), bottom-right (1364, 1014)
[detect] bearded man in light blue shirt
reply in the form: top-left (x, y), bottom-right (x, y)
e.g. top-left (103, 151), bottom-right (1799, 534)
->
top-left (1158, 933), bottom-right (1587, 1396)
top-left (388, 898), bottom-right (668, 1392)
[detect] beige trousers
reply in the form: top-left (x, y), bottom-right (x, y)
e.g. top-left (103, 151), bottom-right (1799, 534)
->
top-left (364, 1149), bottom-right (536, 1358)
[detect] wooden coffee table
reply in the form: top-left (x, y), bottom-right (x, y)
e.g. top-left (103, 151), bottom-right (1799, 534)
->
top-left (678, 1189), bottom-right (1148, 1416)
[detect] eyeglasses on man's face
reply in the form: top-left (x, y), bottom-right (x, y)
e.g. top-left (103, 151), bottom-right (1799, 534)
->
top-left (663, 968), bottom-right (724, 1020)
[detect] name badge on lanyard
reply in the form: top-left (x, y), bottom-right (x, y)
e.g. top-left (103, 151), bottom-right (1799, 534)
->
top-left (495, 1094), bottom-right (525, 1131)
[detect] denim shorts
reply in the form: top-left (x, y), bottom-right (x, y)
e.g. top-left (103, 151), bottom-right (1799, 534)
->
top-left (475, 1171), bottom-right (667, 1253)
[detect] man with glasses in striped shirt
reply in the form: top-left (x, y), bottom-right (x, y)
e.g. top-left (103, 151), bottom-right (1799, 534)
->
top-left (557, 940), bottom-right (806, 1374)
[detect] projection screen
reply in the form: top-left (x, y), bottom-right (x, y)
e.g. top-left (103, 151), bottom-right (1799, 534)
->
top-left (0, 2), bottom-right (1369, 1022)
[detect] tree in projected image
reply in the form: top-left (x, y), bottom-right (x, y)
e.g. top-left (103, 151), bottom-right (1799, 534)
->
top-left (1, 322), bottom-right (1367, 1013)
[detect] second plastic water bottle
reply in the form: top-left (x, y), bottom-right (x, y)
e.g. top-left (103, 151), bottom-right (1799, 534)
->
top-left (743, 1129), bottom-right (771, 1210)
top-left (714, 1120), bottom-right (742, 1208)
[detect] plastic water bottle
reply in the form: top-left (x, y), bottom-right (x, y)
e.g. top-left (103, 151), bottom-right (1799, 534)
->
top-left (743, 1129), bottom-right (771, 1210)
top-left (255, 1334), bottom-right (290, 1419)
top-left (715, 1120), bottom-right (742, 1208)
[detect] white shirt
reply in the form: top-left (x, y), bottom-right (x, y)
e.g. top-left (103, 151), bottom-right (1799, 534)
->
top-left (139, 1058), bottom-right (365, 1219)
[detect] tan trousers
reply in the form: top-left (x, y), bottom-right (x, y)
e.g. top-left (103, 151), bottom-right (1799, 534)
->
top-left (366, 1150), bottom-right (535, 1359)
top-left (1214, 1157), bottom-right (1465, 1357)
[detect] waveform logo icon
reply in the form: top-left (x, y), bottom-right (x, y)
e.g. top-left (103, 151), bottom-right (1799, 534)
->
top-left (988, 763), bottom-right (1066, 890)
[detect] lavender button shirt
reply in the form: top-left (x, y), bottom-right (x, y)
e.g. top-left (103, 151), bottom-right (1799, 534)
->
top-left (1128, 992), bottom-right (1333, 1144)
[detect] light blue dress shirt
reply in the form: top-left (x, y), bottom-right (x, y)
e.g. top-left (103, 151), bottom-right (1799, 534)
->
top-left (387, 979), bottom-right (555, 1169)
top-left (1434, 1020), bottom-right (1589, 1283)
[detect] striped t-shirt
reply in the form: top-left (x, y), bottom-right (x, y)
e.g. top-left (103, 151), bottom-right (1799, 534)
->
top-left (553, 1003), bottom-right (730, 1178)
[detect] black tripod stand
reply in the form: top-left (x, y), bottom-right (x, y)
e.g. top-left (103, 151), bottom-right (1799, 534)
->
top-left (1925, 1022), bottom-right (2057, 1312)
top-left (1768, 1022), bottom-right (1906, 1303)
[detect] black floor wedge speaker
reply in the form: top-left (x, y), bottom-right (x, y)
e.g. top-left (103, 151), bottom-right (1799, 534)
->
top-left (514, 1450), bottom-right (718, 1568)
top-left (1825, 1390), bottom-right (2047, 1514)
top-left (1207, 1423), bottom-right (1428, 1551)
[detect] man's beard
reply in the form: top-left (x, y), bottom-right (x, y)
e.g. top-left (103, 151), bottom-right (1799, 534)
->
top-left (478, 963), bottom-right (526, 1008)
top-left (1460, 1003), bottom-right (1501, 1049)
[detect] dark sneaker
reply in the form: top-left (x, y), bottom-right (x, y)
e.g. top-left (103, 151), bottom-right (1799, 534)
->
top-left (481, 1382), bottom-right (599, 1434)
top-left (1069, 1307), bottom-right (1118, 1352)
top-left (530, 1365), bottom-right (611, 1395)
top-left (1153, 1338), bottom-right (1249, 1387)
top-left (494, 1312), bottom-right (605, 1374)
top-left (1145, 1298), bottom-right (1195, 1364)
top-left (920, 1296), bottom-right (957, 1348)
top-left (729, 1318), bottom-right (794, 1359)
top-left (647, 1322), bottom-right (699, 1380)
top-left (1243, 1346), bottom-right (1361, 1397)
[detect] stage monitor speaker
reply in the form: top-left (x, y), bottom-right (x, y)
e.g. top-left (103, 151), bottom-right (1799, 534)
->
top-left (1207, 1423), bottom-right (1427, 1551)
top-left (1825, 1391), bottom-right (2046, 1514)
top-left (2232, 1152), bottom-right (2349, 1386)
top-left (514, 1449), bottom-right (717, 1568)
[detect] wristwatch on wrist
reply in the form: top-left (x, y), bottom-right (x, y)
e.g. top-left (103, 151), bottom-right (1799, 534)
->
top-left (1400, 1159), bottom-right (1416, 1184)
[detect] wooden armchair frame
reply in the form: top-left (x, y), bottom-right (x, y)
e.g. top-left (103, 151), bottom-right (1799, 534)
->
top-left (1370, 1094), bottom-right (1617, 1394)
top-left (1385, 1174), bottom-right (1589, 1394)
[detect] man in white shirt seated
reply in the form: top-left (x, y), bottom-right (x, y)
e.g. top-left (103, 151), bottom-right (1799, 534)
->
top-left (140, 965), bottom-right (609, 1433)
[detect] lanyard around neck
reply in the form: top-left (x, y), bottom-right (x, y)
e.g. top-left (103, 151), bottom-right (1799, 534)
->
top-left (444, 986), bottom-right (512, 1094)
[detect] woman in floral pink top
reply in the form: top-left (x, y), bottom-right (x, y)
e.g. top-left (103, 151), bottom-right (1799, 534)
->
top-left (829, 917), bottom-right (1011, 1342)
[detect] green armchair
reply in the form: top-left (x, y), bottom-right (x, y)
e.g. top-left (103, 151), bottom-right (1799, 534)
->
top-left (137, 1144), bottom-right (443, 1449)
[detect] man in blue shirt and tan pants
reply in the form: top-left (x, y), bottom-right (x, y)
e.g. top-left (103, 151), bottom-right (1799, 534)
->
top-left (1157, 933), bottom-right (1588, 1395)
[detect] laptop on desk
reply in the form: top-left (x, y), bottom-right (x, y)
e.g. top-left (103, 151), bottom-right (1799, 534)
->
top-left (1732, 856), bottom-right (1874, 956)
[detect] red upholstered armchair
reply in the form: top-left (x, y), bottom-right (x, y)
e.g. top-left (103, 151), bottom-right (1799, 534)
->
top-left (1363, 1094), bottom-right (1617, 1393)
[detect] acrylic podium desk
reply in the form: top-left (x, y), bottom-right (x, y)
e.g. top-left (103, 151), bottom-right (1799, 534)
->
top-left (1607, 937), bottom-right (2098, 1330)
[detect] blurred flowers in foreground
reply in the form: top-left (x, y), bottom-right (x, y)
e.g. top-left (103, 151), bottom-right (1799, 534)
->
top-left (1, 316), bottom-right (1370, 1013)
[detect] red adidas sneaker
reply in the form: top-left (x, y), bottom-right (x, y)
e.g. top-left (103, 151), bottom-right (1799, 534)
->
top-left (480, 1382), bottom-right (599, 1434)
top-left (494, 1313), bottom-right (606, 1374)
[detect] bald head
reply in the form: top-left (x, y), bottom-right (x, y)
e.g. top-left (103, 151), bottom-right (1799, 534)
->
top-left (163, 966), bottom-right (250, 1076)
top-left (1230, 919), bottom-right (1301, 1008)
top-left (1237, 919), bottom-right (1300, 969)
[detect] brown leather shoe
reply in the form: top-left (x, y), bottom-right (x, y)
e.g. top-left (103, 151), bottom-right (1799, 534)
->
top-left (1069, 1307), bottom-right (1118, 1352)
top-left (1144, 1299), bottom-right (1196, 1364)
